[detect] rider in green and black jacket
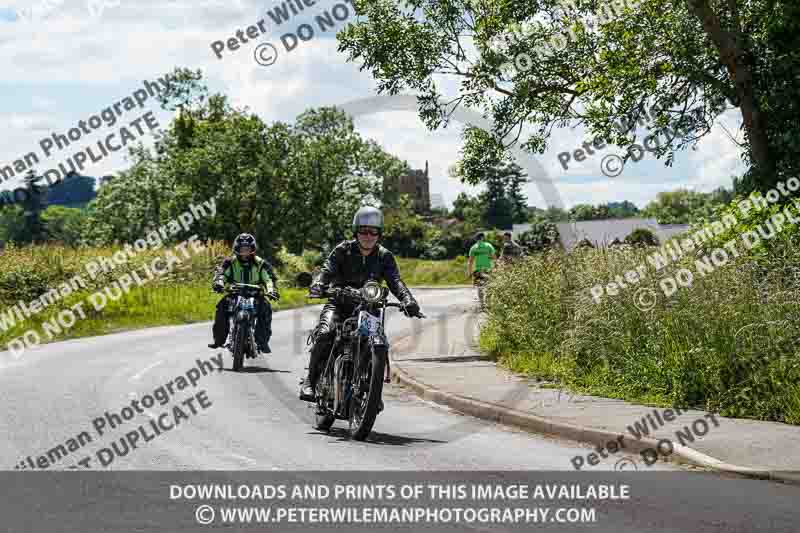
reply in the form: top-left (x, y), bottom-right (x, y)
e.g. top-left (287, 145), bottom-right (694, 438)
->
top-left (207, 233), bottom-right (279, 354)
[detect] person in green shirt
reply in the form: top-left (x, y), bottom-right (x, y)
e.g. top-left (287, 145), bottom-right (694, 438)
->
top-left (467, 232), bottom-right (496, 284)
top-left (467, 233), bottom-right (496, 309)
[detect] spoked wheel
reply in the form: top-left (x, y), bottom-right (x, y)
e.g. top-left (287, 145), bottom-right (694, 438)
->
top-left (315, 382), bottom-right (335, 432)
top-left (348, 346), bottom-right (385, 441)
top-left (232, 323), bottom-right (247, 372)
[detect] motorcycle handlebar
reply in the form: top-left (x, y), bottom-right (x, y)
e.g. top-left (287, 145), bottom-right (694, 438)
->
top-left (226, 285), bottom-right (263, 292)
top-left (307, 287), bottom-right (424, 318)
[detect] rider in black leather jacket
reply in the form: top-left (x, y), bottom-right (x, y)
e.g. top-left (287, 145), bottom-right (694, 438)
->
top-left (299, 206), bottom-right (421, 401)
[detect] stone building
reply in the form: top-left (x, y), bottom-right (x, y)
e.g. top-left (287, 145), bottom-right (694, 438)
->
top-left (384, 161), bottom-right (431, 214)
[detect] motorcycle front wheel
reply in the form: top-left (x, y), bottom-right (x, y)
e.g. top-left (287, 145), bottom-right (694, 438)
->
top-left (232, 322), bottom-right (247, 372)
top-left (315, 377), bottom-right (335, 432)
top-left (348, 345), bottom-right (385, 441)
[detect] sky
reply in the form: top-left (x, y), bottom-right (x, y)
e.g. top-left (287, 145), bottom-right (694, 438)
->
top-left (0, 0), bottom-right (748, 210)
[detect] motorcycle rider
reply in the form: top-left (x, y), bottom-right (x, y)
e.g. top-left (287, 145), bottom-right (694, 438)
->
top-left (207, 233), bottom-right (279, 354)
top-left (467, 231), bottom-right (496, 281)
top-left (299, 206), bottom-right (422, 401)
top-left (500, 231), bottom-right (525, 263)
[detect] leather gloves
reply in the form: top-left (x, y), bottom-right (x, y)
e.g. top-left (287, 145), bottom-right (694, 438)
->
top-left (213, 280), bottom-right (225, 293)
top-left (402, 299), bottom-right (421, 318)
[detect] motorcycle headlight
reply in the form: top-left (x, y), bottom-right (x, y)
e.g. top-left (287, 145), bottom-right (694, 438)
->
top-left (362, 281), bottom-right (382, 303)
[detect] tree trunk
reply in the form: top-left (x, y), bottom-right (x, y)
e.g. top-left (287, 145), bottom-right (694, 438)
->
top-left (686, 0), bottom-right (773, 189)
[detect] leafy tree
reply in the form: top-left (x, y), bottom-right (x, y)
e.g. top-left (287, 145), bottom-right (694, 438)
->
top-left (45, 173), bottom-right (96, 207)
top-left (382, 195), bottom-right (430, 257)
top-left (568, 201), bottom-right (637, 221)
top-left (21, 170), bottom-right (46, 243)
top-left (0, 205), bottom-right (28, 244)
top-left (452, 192), bottom-right (484, 225)
top-left (81, 68), bottom-right (408, 258)
top-left (41, 206), bottom-right (87, 246)
top-left (569, 204), bottom-right (597, 221)
top-left (453, 159), bottom-right (528, 229)
top-left (530, 205), bottom-right (569, 222)
top-left (338, 0), bottom-right (800, 193)
top-left (519, 219), bottom-right (559, 251)
top-left (607, 201), bottom-right (640, 218)
top-left (641, 187), bottom-right (733, 224)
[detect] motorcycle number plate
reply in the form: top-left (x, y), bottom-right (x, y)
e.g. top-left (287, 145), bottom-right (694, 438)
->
top-left (358, 311), bottom-right (382, 336)
top-left (241, 299), bottom-right (255, 311)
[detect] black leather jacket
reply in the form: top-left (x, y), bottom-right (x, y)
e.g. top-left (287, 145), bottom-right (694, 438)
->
top-left (316, 240), bottom-right (416, 305)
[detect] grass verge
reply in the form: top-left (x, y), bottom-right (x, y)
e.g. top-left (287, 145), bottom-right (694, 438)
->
top-left (0, 240), bottom-right (465, 350)
top-left (480, 199), bottom-right (800, 424)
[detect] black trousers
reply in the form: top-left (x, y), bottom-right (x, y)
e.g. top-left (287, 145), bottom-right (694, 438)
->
top-left (307, 302), bottom-right (353, 381)
top-left (212, 295), bottom-right (272, 347)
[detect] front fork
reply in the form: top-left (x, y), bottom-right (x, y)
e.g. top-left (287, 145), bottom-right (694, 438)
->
top-left (370, 334), bottom-right (390, 383)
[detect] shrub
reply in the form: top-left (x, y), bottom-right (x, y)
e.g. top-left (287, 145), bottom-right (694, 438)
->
top-left (519, 221), bottom-right (559, 251)
top-left (624, 228), bottom-right (659, 246)
top-left (302, 249), bottom-right (325, 269)
top-left (421, 243), bottom-right (448, 260)
top-left (275, 247), bottom-right (311, 281)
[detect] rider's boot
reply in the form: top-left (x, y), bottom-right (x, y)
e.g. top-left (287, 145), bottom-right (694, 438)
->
top-left (299, 346), bottom-right (325, 402)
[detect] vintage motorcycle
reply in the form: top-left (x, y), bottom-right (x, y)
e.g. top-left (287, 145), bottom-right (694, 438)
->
top-left (224, 283), bottom-right (276, 371)
top-left (300, 275), bottom-right (425, 440)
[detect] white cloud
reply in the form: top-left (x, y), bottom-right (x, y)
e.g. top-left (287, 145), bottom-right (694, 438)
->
top-left (0, 1), bottom-right (748, 208)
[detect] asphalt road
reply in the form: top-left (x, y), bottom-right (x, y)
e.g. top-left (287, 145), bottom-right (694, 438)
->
top-left (1, 288), bottom-right (654, 471)
top-left (1, 288), bottom-right (799, 532)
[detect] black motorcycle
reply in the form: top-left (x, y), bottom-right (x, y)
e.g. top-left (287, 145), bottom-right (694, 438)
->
top-left (301, 276), bottom-right (425, 440)
top-left (224, 283), bottom-right (275, 371)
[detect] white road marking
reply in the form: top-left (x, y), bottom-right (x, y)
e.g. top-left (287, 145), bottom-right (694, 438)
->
top-left (129, 360), bottom-right (163, 382)
top-left (230, 453), bottom-right (257, 465)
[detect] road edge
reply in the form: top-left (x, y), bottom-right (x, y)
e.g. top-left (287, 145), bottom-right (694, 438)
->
top-left (388, 309), bottom-right (800, 485)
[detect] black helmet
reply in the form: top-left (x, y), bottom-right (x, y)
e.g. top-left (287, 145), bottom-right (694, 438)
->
top-left (233, 233), bottom-right (257, 260)
top-left (352, 206), bottom-right (383, 234)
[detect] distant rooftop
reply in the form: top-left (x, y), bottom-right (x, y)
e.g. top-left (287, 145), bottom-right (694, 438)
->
top-left (513, 218), bottom-right (691, 252)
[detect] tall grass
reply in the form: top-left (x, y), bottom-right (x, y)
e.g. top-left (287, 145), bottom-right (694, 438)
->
top-left (481, 212), bottom-right (800, 423)
top-left (396, 256), bottom-right (469, 285)
top-left (0, 241), bottom-right (465, 348)
top-left (0, 241), bottom-right (309, 348)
